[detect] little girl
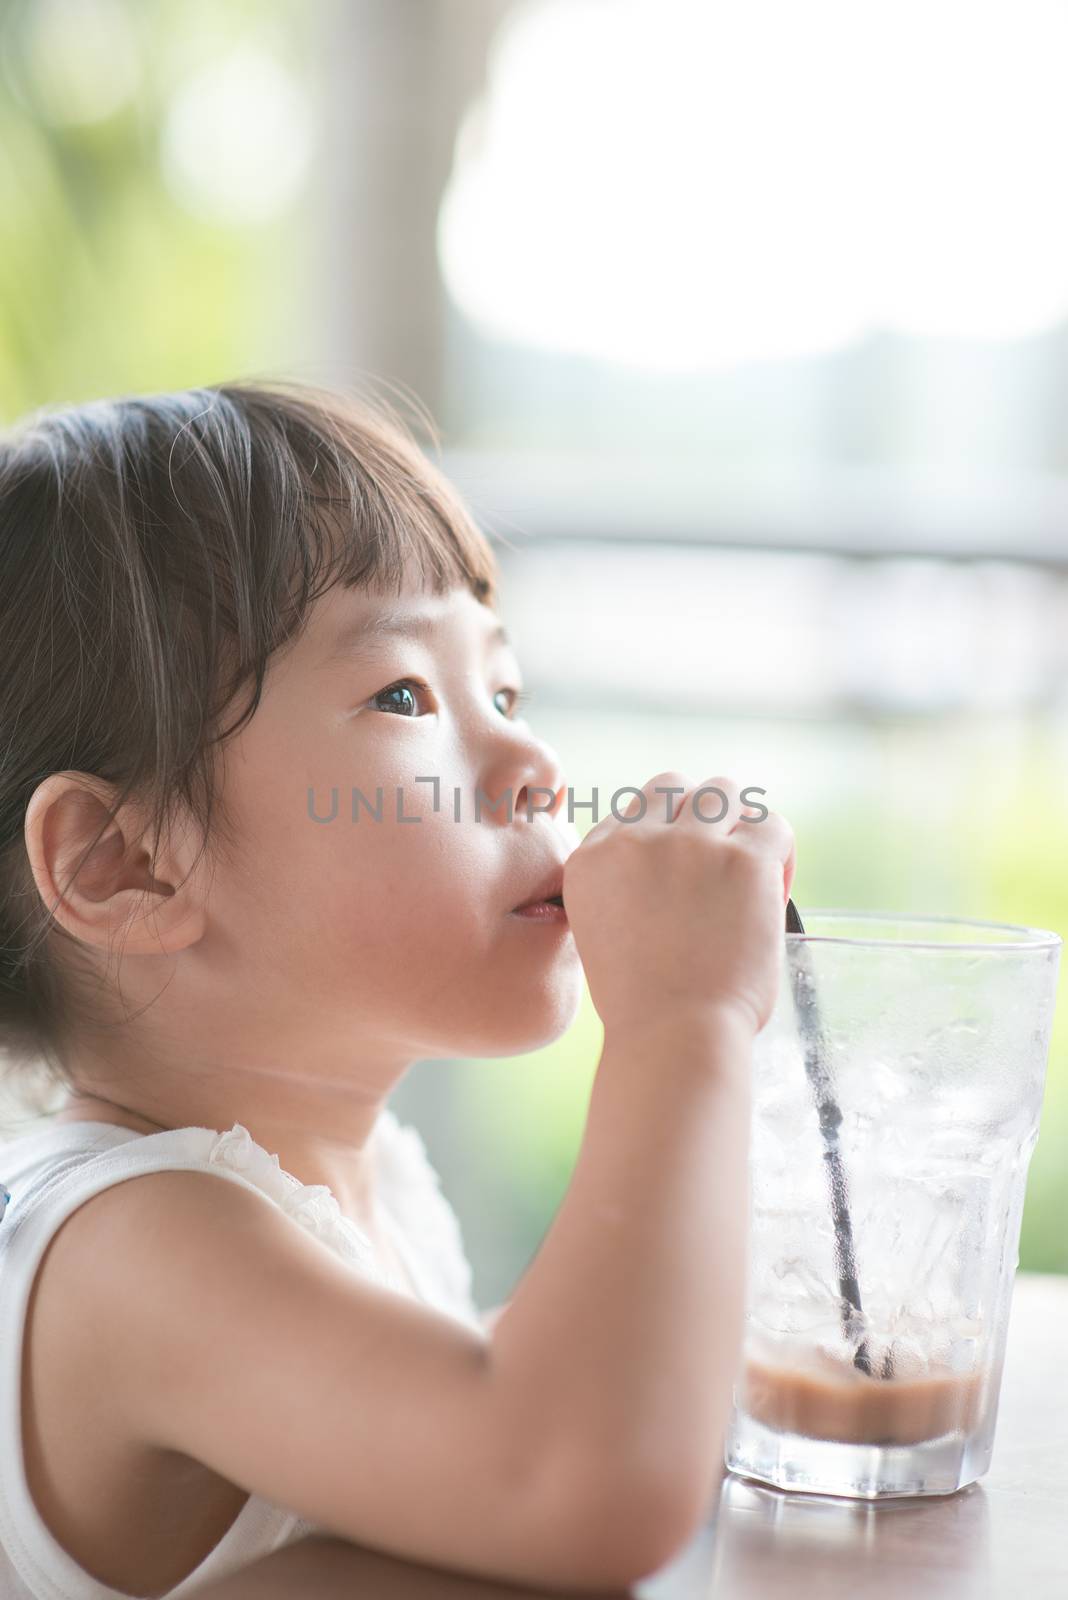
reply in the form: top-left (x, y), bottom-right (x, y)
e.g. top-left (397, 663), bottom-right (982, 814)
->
top-left (0, 380), bottom-right (794, 1597)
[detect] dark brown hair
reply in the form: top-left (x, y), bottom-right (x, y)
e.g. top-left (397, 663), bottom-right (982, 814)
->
top-left (0, 379), bottom-right (500, 1110)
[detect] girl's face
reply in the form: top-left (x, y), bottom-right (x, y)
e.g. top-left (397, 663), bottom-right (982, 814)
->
top-left (205, 577), bottom-right (584, 1063)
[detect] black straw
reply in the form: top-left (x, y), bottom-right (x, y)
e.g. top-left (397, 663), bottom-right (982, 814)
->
top-left (784, 900), bottom-right (893, 1381)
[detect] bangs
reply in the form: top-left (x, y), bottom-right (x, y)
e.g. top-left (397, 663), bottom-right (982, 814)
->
top-left (223, 378), bottom-right (500, 608)
top-left (211, 376), bottom-right (499, 631)
top-left (160, 378), bottom-right (504, 742)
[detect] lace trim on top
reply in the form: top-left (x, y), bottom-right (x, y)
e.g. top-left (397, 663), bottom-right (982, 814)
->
top-left (204, 1108), bottom-right (476, 1316)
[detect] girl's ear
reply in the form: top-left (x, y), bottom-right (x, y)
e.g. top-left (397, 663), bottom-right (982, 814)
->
top-left (22, 771), bottom-right (209, 960)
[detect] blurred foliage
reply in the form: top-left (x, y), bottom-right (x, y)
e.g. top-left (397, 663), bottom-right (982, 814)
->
top-left (0, 0), bottom-right (313, 421)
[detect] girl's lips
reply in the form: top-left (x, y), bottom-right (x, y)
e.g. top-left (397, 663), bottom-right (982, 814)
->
top-left (511, 863), bottom-right (567, 912)
top-left (510, 899), bottom-right (569, 923)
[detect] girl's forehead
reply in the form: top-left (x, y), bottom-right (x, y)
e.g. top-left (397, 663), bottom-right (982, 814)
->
top-left (306, 583), bottom-right (509, 671)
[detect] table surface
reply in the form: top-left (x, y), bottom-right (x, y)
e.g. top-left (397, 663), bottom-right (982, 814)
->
top-left (195, 1272), bottom-right (1067, 1600)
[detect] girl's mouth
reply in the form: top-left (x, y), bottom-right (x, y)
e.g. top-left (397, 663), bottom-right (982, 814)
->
top-left (511, 894), bottom-right (568, 923)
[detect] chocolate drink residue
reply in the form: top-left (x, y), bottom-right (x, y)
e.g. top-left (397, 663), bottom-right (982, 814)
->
top-left (740, 1349), bottom-right (988, 1446)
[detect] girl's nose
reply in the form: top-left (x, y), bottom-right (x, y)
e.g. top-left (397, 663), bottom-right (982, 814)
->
top-left (484, 734), bottom-right (566, 824)
top-left (515, 748), bottom-right (567, 823)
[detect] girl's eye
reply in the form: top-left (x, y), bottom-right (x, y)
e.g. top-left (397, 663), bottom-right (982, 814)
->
top-left (369, 680), bottom-right (534, 720)
top-left (495, 688), bottom-right (535, 720)
top-left (371, 678), bottom-right (433, 717)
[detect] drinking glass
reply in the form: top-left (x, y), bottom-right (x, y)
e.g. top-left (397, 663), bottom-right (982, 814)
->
top-left (724, 911), bottom-right (1061, 1499)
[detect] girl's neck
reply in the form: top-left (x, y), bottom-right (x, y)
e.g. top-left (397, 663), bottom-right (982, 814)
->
top-left (53, 1091), bottom-right (173, 1137)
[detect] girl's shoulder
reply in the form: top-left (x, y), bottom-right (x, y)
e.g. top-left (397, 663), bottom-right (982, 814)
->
top-left (0, 1107), bottom-right (480, 1595)
top-left (0, 1107), bottom-right (477, 1322)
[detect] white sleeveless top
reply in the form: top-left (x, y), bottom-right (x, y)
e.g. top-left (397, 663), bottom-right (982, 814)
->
top-left (0, 1109), bottom-right (482, 1599)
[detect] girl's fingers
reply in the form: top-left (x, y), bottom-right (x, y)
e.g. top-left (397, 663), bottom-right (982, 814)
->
top-left (671, 775), bottom-right (745, 834)
top-left (671, 777), bottom-right (795, 905)
top-left (732, 809), bottom-right (797, 904)
top-left (577, 770), bottom-right (696, 842)
top-left (574, 772), bottom-right (793, 906)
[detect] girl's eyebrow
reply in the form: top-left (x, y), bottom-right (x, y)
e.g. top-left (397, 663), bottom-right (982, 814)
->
top-left (320, 608), bottom-right (511, 670)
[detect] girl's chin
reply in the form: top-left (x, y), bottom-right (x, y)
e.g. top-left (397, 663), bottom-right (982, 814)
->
top-left (457, 980), bottom-right (585, 1058)
top-left (508, 988), bottom-right (585, 1053)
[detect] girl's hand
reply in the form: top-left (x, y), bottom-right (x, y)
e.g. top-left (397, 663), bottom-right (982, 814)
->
top-left (561, 772), bottom-right (796, 1040)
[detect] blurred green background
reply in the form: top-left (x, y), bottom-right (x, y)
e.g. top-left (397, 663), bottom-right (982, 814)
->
top-left (2, 0), bottom-right (1067, 1307)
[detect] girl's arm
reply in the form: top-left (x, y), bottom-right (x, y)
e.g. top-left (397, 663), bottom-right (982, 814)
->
top-left (487, 1004), bottom-right (754, 1529)
top-left (74, 1141), bottom-right (698, 1593)
top-left (73, 772), bottom-right (790, 1592)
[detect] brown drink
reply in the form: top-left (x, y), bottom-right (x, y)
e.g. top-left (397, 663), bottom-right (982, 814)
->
top-left (738, 1345), bottom-right (988, 1447)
